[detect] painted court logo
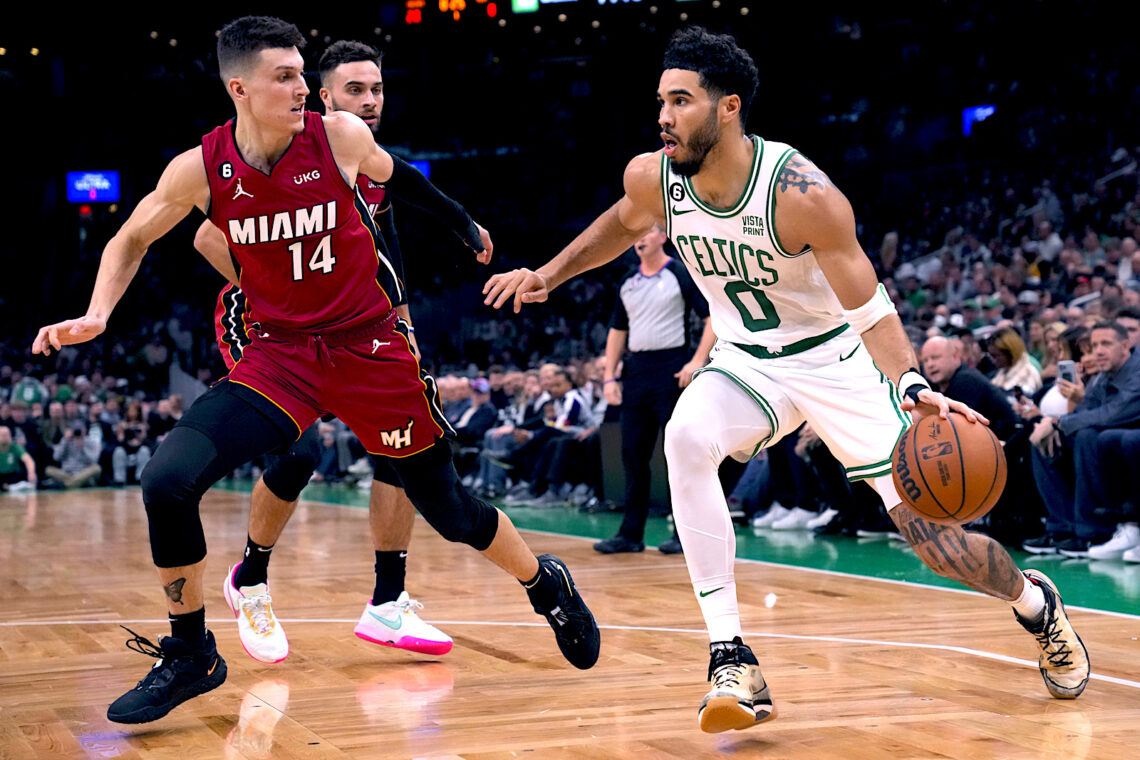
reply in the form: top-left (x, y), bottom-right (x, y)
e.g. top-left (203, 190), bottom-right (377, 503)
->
top-left (380, 417), bottom-right (415, 450)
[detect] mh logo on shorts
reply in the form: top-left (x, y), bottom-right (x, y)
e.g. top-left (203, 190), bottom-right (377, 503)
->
top-left (380, 417), bottom-right (416, 450)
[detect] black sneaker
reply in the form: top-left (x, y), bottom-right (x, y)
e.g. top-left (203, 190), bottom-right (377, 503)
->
top-left (657, 536), bottom-right (684, 555)
top-left (699, 637), bottom-right (776, 733)
top-left (106, 627), bottom-right (227, 724)
top-left (526, 554), bottom-right (600, 669)
top-left (1055, 536), bottom-right (1091, 558)
top-left (593, 535), bottom-right (645, 554)
top-left (1022, 533), bottom-right (1066, 555)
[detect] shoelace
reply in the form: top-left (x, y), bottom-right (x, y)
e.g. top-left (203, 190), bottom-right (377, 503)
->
top-left (393, 597), bottom-right (424, 614)
top-left (241, 593), bottom-right (276, 635)
top-left (122, 625), bottom-right (167, 660)
top-left (712, 663), bottom-right (748, 690)
top-left (1034, 617), bottom-right (1074, 668)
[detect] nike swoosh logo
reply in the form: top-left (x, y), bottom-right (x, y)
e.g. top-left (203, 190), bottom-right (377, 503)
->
top-left (367, 610), bottom-right (402, 630)
top-left (698, 587), bottom-right (724, 598)
top-left (839, 345), bottom-right (859, 361)
top-left (671, 206), bottom-right (696, 215)
top-left (255, 546), bottom-right (273, 553)
top-left (207, 658), bottom-right (219, 676)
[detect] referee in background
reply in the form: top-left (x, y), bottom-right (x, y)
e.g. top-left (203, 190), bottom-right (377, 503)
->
top-left (595, 224), bottom-right (715, 555)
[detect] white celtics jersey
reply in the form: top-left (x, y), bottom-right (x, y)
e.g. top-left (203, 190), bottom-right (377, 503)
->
top-left (662, 137), bottom-right (848, 357)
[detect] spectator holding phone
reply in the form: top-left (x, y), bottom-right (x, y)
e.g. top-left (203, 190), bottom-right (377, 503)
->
top-left (1023, 322), bottom-right (1140, 556)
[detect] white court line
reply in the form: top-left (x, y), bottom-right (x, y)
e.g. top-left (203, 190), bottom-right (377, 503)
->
top-left (514, 526), bottom-right (1140, 622)
top-left (2, 617), bottom-right (1136, 690)
top-left (92, 487), bottom-right (1140, 622)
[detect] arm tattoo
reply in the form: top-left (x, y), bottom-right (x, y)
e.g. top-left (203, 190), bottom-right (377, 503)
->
top-left (894, 508), bottom-right (1022, 599)
top-left (777, 156), bottom-right (834, 195)
top-left (163, 578), bottom-right (187, 605)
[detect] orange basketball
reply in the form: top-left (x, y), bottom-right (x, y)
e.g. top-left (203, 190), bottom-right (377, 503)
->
top-left (891, 412), bottom-right (1007, 525)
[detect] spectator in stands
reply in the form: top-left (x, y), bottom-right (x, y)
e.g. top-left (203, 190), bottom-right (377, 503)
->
top-left (988, 326), bottom-right (1043, 394)
top-left (111, 401), bottom-right (152, 486)
top-left (45, 420), bottom-right (102, 489)
top-left (146, 398), bottom-right (177, 446)
top-left (1024, 321), bottom-right (1140, 556)
top-left (453, 377), bottom-right (499, 479)
top-left (0, 425), bottom-right (37, 491)
top-left (503, 366), bottom-right (597, 506)
top-left (476, 369), bottom-right (548, 498)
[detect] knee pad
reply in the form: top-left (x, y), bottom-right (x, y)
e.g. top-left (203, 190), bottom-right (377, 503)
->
top-left (141, 427), bottom-right (221, 568)
top-left (393, 440), bottom-right (499, 550)
top-left (262, 426), bottom-right (319, 502)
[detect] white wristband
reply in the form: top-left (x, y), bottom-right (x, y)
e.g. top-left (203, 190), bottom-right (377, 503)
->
top-left (898, 369), bottom-right (930, 403)
top-left (842, 283), bottom-right (897, 334)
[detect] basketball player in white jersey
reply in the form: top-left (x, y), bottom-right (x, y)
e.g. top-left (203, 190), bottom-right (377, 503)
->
top-left (484, 26), bottom-right (1088, 733)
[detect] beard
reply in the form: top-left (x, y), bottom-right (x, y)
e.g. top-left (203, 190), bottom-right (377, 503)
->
top-left (329, 95), bottom-right (380, 134)
top-left (668, 107), bottom-right (720, 178)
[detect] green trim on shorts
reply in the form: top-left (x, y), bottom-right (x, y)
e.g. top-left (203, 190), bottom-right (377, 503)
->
top-left (848, 467), bottom-right (893, 481)
top-left (691, 366), bottom-right (778, 459)
top-left (842, 366), bottom-right (912, 482)
top-left (731, 323), bottom-right (849, 360)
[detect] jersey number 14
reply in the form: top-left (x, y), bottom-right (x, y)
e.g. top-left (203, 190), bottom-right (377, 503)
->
top-left (288, 235), bottom-right (336, 281)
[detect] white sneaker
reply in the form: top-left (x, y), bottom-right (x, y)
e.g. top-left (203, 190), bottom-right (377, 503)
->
top-left (347, 457), bottom-right (373, 477)
top-left (354, 591), bottom-right (453, 655)
top-left (7, 480), bottom-right (34, 492)
top-left (223, 564), bottom-right (289, 663)
top-left (805, 508), bottom-right (839, 530)
top-left (770, 507), bottom-right (817, 530)
top-left (750, 503), bottom-right (790, 528)
top-left (1124, 545), bottom-right (1140, 563)
top-left (1087, 523), bottom-right (1140, 560)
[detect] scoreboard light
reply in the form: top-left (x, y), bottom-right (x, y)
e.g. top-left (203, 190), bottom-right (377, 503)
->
top-left (67, 171), bottom-right (121, 203)
top-left (405, 0), bottom-right (426, 24)
top-left (512, 0), bottom-right (539, 12)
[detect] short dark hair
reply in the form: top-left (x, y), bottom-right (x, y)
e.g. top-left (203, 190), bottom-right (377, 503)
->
top-left (1115, 307), bottom-right (1140, 322)
top-left (319, 40), bottom-right (381, 88)
top-left (217, 16), bottom-right (305, 79)
top-left (1092, 320), bottom-right (1129, 342)
top-left (663, 27), bottom-right (759, 128)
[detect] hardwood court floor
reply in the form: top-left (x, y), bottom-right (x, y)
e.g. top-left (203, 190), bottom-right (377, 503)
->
top-left (1, 488), bottom-right (1138, 759)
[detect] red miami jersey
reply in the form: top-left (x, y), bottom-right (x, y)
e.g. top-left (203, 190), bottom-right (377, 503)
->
top-left (359, 174), bottom-right (387, 217)
top-left (202, 112), bottom-right (403, 332)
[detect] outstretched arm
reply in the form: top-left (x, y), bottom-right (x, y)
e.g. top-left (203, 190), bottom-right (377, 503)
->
top-left (772, 155), bottom-right (984, 423)
top-left (325, 111), bottom-right (490, 260)
top-left (33, 148), bottom-right (209, 355)
top-left (482, 152), bottom-right (664, 313)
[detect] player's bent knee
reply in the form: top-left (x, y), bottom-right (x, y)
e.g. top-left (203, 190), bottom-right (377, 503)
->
top-left (141, 427), bottom-right (219, 567)
top-left (664, 414), bottom-right (715, 465)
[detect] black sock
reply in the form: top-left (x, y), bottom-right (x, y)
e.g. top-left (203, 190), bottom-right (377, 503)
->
top-left (235, 535), bottom-right (274, 587)
top-left (372, 550), bottom-right (408, 605)
top-left (169, 607), bottom-right (207, 648)
top-left (520, 563), bottom-right (558, 606)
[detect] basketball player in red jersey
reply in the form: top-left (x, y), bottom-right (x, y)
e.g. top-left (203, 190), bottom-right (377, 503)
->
top-left (199, 40), bottom-right (453, 666)
top-left (32, 16), bottom-right (599, 724)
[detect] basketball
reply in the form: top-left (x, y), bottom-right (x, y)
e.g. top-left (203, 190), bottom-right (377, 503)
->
top-left (891, 412), bottom-right (1007, 525)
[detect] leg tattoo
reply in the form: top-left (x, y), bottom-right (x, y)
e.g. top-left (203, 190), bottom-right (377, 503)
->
top-left (163, 578), bottom-right (187, 605)
top-left (891, 506), bottom-right (1022, 599)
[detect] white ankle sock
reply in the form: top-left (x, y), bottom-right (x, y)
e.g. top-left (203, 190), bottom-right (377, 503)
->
top-left (1010, 574), bottom-right (1046, 621)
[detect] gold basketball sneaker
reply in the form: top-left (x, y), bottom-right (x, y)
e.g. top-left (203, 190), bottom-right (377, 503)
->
top-left (699, 638), bottom-right (777, 733)
top-left (1014, 569), bottom-right (1090, 698)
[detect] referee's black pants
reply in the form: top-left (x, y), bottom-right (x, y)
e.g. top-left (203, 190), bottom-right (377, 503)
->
top-left (617, 349), bottom-right (686, 542)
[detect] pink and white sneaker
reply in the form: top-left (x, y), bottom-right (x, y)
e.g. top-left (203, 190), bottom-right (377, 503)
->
top-left (223, 563), bottom-right (289, 664)
top-left (354, 592), bottom-right (453, 655)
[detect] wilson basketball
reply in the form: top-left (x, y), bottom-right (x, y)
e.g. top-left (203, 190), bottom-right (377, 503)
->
top-left (891, 412), bottom-right (1007, 525)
